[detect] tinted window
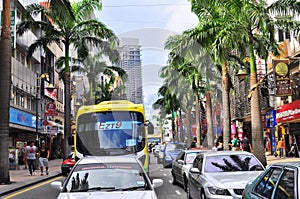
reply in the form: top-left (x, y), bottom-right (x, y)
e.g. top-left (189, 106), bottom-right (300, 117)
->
top-left (204, 154), bottom-right (264, 172)
top-left (254, 167), bottom-right (282, 198)
top-left (165, 143), bottom-right (186, 151)
top-left (185, 152), bottom-right (199, 165)
top-left (274, 169), bottom-right (295, 199)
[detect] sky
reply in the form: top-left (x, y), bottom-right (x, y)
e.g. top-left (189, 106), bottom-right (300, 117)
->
top-left (96, 0), bottom-right (199, 119)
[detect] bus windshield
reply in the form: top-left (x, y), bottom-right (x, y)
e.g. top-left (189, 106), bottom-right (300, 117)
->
top-left (76, 111), bottom-right (145, 156)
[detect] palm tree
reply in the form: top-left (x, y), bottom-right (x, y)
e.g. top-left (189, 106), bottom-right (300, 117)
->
top-left (72, 53), bottom-right (126, 103)
top-left (0, 0), bottom-right (12, 183)
top-left (189, 0), bottom-right (300, 165)
top-left (17, 0), bottom-right (118, 158)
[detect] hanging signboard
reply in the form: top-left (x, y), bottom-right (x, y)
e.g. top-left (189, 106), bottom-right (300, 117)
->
top-left (272, 59), bottom-right (292, 96)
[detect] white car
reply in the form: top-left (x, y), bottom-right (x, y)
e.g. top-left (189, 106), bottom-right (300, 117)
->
top-left (187, 151), bottom-right (265, 199)
top-left (51, 156), bottom-right (163, 199)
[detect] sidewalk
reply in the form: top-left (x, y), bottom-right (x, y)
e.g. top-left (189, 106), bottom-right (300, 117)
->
top-left (0, 159), bottom-right (62, 197)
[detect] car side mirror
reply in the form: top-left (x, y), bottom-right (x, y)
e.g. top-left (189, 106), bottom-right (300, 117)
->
top-left (190, 167), bottom-right (200, 174)
top-left (50, 181), bottom-right (63, 191)
top-left (152, 179), bottom-right (163, 188)
top-left (178, 160), bottom-right (184, 165)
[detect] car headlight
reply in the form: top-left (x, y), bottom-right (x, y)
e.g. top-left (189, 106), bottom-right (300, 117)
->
top-left (208, 187), bottom-right (231, 195)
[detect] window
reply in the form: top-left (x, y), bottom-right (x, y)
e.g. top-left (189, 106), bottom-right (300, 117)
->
top-left (254, 167), bottom-right (282, 198)
top-left (274, 169), bottom-right (295, 199)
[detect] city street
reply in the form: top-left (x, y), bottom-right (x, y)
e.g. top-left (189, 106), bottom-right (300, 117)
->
top-left (1, 154), bottom-right (187, 199)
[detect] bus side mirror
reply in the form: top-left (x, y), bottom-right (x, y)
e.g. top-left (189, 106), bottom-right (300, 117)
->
top-left (147, 121), bottom-right (154, 135)
top-left (68, 136), bottom-right (74, 146)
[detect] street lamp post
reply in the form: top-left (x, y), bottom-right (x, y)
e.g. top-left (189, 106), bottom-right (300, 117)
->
top-left (36, 72), bottom-right (49, 147)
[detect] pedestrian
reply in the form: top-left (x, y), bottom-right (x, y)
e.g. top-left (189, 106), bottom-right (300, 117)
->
top-left (38, 140), bottom-right (50, 176)
top-left (25, 140), bottom-right (38, 176)
top-left (22, 141), bottom-right (28, 169)
top-left (190, 137), bottom-right (197, 148)
top-left (212, 142), bottom-right (218, 151)
top-left (288, 143), bottom-right (296, 157)
top-left (230, 134), bottom-right (238, 151)
top-left (277, 137), bottom-right (285, 158)
top-left (242, 135), bottom-right (252, 153)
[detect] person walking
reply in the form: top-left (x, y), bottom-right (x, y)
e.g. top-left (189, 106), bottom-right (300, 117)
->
top-left (242, 135), bottom-right (252, 153)
top-left (21, 141), bottom-right (28, 169)
top-left (38, 140), bottom-right (50, 176)
top-left (230, 134), bottom-right (238, 151)
top-left (277, 137), bottom-right (285, 158)
top-left (25, 140), bottom-right (38, 176)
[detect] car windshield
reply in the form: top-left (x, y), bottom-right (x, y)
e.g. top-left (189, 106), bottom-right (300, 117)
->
top-left (64, 162), bottom-right (150, 192)
top-left (204, 154), bottom-right (264, 172)
top-left (165, 143), bottom-right (186, 151)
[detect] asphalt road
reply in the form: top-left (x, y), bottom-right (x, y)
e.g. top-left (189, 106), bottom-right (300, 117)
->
top-left (1, 153), bottom-right (186, 199)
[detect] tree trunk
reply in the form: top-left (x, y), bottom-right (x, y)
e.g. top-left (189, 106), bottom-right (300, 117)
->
top-left (186, 108), bottom-right (192, 147)
top-left (249, 33), bottom-right (266, 166)
top-left (64, 42), bottom-right (71, 159)
top-left (206, 91), bottom-right (214, 149)
top-left (195, 94), bottom-right (201, 147)
top-left (222, 62), bottom-right (231, 150)
top-left (0, 0), bottom-right (11, 183)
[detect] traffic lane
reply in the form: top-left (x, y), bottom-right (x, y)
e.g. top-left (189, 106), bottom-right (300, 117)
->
top-left (149, 154), bottom-right (186, 199)
top-left (2, 176), bottom-right (64, 199)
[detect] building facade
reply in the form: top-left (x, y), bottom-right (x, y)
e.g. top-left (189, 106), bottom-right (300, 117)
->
top-left (118, 37), bottom-right (143, 104)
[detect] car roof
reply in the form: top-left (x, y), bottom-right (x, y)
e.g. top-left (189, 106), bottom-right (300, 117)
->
top-left (200, 150), bottom-right (254, 157)
top-left (270, 161), bottom-right (300, 168)
top-left (77, 155), bottom-right (140, 165)
top-left (182, 149), bottom-right (210, 153)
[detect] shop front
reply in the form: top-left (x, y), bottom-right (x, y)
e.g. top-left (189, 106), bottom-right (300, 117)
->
top-left (276, 99), bottom-right (300, 157)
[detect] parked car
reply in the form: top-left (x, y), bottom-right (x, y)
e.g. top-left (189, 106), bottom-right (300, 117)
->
top-left (243, 162), bottom-right (300, 199)
top-left (52, 155), bottom-right (163, 199)
top-left (187, 151), bottom-right (265, 199)
top-left (162, 142), bottom-right (188, 168)
top-left (153, 144), bottom-right (161, 157)
top-left (61, 152), bottom-right (75, 176)
top-left (157, 144), bottom-right (165, 164)
top-left (171, 148), bottom-right (209, 191)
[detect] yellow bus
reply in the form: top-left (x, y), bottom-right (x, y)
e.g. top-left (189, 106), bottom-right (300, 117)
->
top-left (74, 100), bottom-right (152, 172)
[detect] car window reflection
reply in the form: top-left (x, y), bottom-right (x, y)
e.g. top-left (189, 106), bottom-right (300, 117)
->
top-left (204, 155), bottom-right (264, 172)
top-left (64, 163), bottom-right (148, 192)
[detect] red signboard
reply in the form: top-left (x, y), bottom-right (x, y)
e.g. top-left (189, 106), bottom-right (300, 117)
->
top-left (276, 99), bottom-right (300, 123)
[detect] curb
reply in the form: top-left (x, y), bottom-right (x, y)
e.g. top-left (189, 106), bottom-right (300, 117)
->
top-left (0, 172), bottom-right (62, 197)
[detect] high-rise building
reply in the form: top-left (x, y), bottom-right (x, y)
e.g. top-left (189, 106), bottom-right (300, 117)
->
top-left (118, 38), bottom-right (143, 104)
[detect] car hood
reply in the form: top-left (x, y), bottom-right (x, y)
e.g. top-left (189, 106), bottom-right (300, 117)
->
top-left (204, 171), bottom-right (263, 189)
top-left (57, 191), bottom-right (158, 199)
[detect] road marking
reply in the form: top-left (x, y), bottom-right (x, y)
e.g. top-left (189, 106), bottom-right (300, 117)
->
top-left (175, 190), bottom-right (181, 195)
top-left (2, 176), bottom-right (63, 199)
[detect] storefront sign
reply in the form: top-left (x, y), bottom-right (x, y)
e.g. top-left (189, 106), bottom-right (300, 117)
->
top-left (276, 99), bottom-right (300, 123)
top-left (9, 107), bottom-right (41, 129)
top-left (266, 110), bottom-right (276, 127)
top-left (272, 59), bottom-right (292, 96)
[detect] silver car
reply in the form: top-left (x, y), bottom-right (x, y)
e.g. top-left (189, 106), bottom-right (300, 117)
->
top-left (51, 155), bottom-right (163, 199)
top-left (187, 151), bottom-right (265, 199)
top-left (171, 149), bottom-right (209, 191)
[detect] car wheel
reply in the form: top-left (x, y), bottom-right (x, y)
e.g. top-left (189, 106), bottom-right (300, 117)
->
top-left (183, 175), bottom-right (188, 192)
top-left (200, 189), bottom-right (206, 199)
top-left (186, 182), bottom-right (192, 199)
top-left (62, 172), bottom-right (68, 176)
top-left (171, 171), bottom-right (177, 185)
